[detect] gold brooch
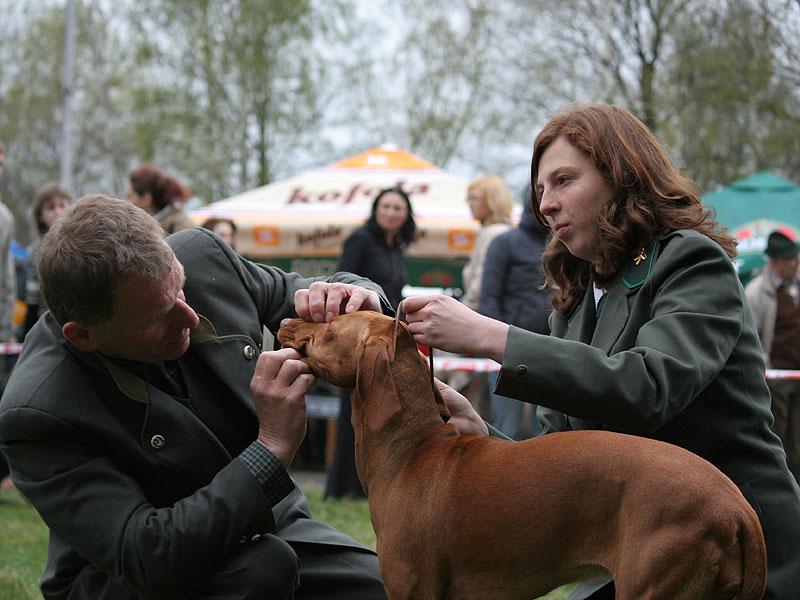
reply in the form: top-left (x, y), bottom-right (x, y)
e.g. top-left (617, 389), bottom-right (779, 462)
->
top-left (633, 248), bottom-right (647, 265)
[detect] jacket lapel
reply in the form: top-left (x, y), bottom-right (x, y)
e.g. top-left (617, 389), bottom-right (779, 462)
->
top-left (592, 241), bottom-right (658, 355)
top-left (97, 354), bottom-right (232, 485)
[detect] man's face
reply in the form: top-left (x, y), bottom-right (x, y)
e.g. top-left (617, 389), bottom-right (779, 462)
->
top-left (769, 255), bottom-right (800, 284)
top-left (89, 257), bottom-right (199, 363)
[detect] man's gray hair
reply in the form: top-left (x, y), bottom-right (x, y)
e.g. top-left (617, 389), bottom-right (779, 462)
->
top-left (39, 194), bottom-right (175, 327)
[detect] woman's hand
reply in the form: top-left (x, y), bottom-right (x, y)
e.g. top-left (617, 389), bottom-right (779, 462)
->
top-left (435, 378), bottom-right (488, 437)
top-left (402, 294), bottom-right (508, 362)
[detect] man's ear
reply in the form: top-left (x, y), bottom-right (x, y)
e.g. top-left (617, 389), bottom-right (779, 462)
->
top-left (62, 321), bottom-right (98, 352)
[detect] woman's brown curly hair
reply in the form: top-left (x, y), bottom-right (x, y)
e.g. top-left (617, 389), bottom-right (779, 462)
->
top-left (530, 104), bottom-right (736, 316)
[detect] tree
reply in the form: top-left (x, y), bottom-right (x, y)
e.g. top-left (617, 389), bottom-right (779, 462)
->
top-left (125, 0), bottom-right (361, 202)
top-left (665, 0), bottom-right (800, 189)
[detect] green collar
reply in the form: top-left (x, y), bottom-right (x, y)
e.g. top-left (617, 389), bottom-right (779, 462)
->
top-left (621, 241), bottom-right (658, 289)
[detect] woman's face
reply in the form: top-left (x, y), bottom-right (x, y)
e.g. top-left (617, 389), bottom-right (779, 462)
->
top-left (466, 189), bottom-right (490, 223)
top-left (211, 221), bottom-right (235, 247)
top-left (375, 192), bottom-right (409, 236)
top-left (535, 136), bottom-right (613, 262)
top-left (126, 183), bottom-right (153, 213)
top-left (41, 196), bottom-right (71, 229)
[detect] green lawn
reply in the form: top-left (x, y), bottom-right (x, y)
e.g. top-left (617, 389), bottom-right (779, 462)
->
top-left (0, 482), bottom-right (572, 599)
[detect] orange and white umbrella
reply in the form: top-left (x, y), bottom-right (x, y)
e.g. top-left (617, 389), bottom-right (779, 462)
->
top-left (192, 145), bottom-right (478, 259)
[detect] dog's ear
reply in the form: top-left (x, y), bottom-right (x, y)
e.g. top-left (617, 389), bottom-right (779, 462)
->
top-left (395, 323), bottom-right (451, 422)
top-left (354, 336), bottom-right (403, 432)
top-left (431, 380), bottom-right (450, 422)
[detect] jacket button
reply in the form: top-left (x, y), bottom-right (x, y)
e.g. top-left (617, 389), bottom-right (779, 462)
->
top-left (150, 434), bottom-right (166, 450)
top-left (516, 365), bottom-right (528, 377)
top-left (243, 345), bottom-right (258, 360)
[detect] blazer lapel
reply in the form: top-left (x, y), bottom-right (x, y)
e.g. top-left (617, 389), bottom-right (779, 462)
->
top-left (188, 315), bottom-right (261, 414)
top-left (563, 286), bottom-right (598, 343)
top-left (591, 240), bottom-right (659, 355)
top-left (97, 354), bottom-right (232, 485)
top-left (590, 282), bottom-right (630, 354)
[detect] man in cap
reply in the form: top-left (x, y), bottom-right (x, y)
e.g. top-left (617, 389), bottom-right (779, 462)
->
top-left (746, 229), bottom-right (800, 481)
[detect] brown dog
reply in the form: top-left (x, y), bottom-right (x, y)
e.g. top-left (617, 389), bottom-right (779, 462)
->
top-left (278, 311), bottom-right (767, 600)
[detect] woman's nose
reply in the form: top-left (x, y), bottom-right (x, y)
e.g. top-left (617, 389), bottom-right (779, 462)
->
top-left (539, 190), bottom-right (557, 215)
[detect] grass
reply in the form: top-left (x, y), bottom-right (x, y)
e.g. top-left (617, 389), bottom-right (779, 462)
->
top-left (1, 479), bottom-right (573, 600)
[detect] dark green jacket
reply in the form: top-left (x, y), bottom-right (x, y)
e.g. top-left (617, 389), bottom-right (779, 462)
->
top-left (496, 229), bottom-right (800, 598)
top-left (0, 228), bottom-right (389, 599)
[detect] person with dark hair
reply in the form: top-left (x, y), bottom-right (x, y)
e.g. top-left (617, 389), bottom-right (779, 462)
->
top-left (0, 194), bottom-right (392, 599)
top-left (479, 186), bottom-right (551, 439)
top-left (201, 217), bottom-right (237, 250)
top-left (746, 230), bottom-right (800, 483)
top-left (325, 187), bottom-right (416, 498)
top-left (127, 163), bottom-right (195, 234)
top-left (23, 181), bottom-right (72, 337)
top-left (403, 104), bottom-right (800, 598)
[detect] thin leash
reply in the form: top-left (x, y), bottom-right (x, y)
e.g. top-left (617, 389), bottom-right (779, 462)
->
top-left (394, 299), bottom-right (512, 441)
top-left (394, 301), bottom-right (435, 393)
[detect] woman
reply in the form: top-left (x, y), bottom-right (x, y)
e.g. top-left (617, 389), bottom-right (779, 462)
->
top-left (479, 187), bottom-right (551, 440)
top-left (24, 181), bottom-right (71, 337)
top-left (326, 187), bottom-right (416, 498)
top-left (462, 175), bottom-right (514, 310)
top-left (201, 217), bottom-right (237, 250)
top-left (126, 163), bottom-right (195, 234)
top-left (403, 104), bottom-right (800, 598)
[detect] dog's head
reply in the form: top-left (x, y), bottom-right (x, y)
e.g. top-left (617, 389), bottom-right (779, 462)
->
top-left (279, 311), bottom-right (451, 428)
top-left (277, 311), bottom-right (397, 388)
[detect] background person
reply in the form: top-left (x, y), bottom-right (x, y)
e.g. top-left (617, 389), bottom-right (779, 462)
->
top-left (126, 162), bottom-right (195, 234)
top-left (746, 230), bottom-right (800, 483)
top-left (0, 194), bottom-right (391, 600)
top-left (479, 185), bottom-right (551, 440)
top-left (462, 174), bottom-right (513, 311)
top-left (403, 103), bottom-right (800, 599)
top-left (457, 174), bottom-right (514, 417)
top-left (201, 216), bottom-right (238, 250)
top-left (23, 181), bottom-right (72, 337)
top-left (325, 187), bottom-right (416, 499)
top-left (0, 140), bottom-right (17, 491)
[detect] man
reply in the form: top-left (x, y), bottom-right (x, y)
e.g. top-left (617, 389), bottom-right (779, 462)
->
top-left (0, 195), bottom-right (389, 599)
top-left (746, 230), bottom-right (800, 482)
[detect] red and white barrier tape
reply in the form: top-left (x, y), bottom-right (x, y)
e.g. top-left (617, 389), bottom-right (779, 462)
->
top-left (434, 356), bottom-right (800, 380)
top-left (0, 342), bottom-right (22, 355)
top-left (1, 342), bottom-right (797, 381)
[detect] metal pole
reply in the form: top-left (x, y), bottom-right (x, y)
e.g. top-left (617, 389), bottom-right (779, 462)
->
top-left (59, 0), bottom-right (76, 189)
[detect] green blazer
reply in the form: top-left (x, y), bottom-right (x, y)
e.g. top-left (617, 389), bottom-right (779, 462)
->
top-left (0, 228), bottom-right (389, 599)
top-left (496, 229), bottom-right (800, 598)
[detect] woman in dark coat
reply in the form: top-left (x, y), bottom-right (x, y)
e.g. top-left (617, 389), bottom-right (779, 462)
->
top-left (479, 191), bottom-right (551, 439)
top-left (325, 187), bottom-right (416, 498)
top-left (403, 104), bottom-right (800, 598)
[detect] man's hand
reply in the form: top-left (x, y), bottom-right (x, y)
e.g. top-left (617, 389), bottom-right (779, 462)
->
top-left (294, 281), bottom-right (381, 323)
top-left (250, 348), bottom-right (315, 467)
top-left (435, 378), bottom-right (488, 437)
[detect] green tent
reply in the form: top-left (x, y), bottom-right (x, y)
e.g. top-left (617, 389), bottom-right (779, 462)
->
top-left (701, 172), bottom-right (800, 284)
